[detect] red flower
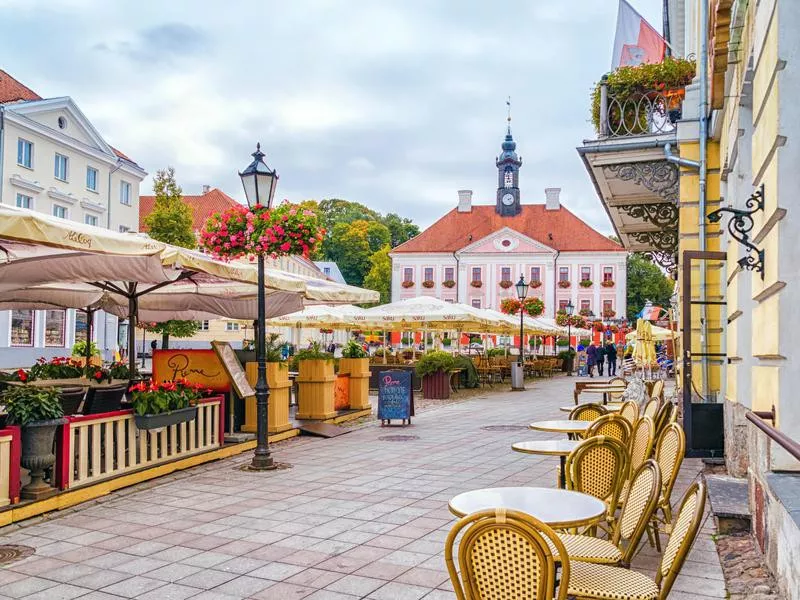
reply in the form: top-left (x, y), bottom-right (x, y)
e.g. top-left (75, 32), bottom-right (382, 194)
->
top-left (94, 371), bottom-right (103, 381)
top-left (16, 369), bottom-right (27, 383)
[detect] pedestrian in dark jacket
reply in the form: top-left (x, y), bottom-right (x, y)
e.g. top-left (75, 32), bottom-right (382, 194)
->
top-left (586, 343), bottom-right (598, 377)
top-left (596, 343), bottom-right (606, 376)
top-left (606, 341), bottom-right (618, 376)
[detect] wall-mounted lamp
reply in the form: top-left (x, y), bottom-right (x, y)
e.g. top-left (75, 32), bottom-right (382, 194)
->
top-left (707, 184), bottom-right (765, 278)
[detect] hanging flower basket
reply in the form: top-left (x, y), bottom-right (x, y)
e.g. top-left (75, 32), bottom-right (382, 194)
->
top-left (401, 281), bottom-right (415, 289)
top-left (498, 280), bottom-right (513, 289)
top-left (529, 280), bottom-right (542, 289)
top-left (558, 280), bottom-right (571, 289)
top-left (593, 321), bottom-right (605, 332)
top-left (500, 297), bottom-right (545, 317)
top-left (319, 328), bottom-right (334, 334)
top-left (442, 280), bottom-right (456, 289)
top-left (422, 280), bottom-right (435, 289)
top-left (470, 280), bottom-right (483, 288)
top-left (579, 280), bottom-right (593, 288)
top-left (200, 202), bottom-right (323, 261)
top-left (601, 280), bottom-right (615, 288)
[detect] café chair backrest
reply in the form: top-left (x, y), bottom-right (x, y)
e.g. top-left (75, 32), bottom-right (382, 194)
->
top-left (613, 459), bottom-right (662, 565)
top-left (629, 416), bottom-right (656, 473)
top-left (566, 435), bottom-right (630, 518)
top-left (651, 379), bottom-right (664, 401)
top-left (654, 423), bottom-right (685, 524)
top-left (445, 508), bottom-right (570, 600)
top-left (83, 385), bottom-right (127, 415)
top-left (585, 414), bottom-right (632, 446)
top-left (642, 397), bottom-right (660, 421)
top-left (569, 403), bottom-right (607, 422)
top-left (619, 400), bottom-right (639, 425)
top-left (654, 402), bottom-right (676, 440)
top-left (57, 387), bottom-right (86, 416)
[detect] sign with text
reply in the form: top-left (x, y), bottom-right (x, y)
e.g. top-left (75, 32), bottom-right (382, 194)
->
top-left (152, 349), bottom-right (229, 392)
top-left (378, 370), bottom-right (413, 424)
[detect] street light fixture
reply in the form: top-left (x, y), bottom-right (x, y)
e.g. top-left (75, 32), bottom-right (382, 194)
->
top-left (565, 300), bottom-right (575, 377)
top-left (240, 143), bottom-right (279, 471)
top-left (515, 275), bottom-right (528, 368)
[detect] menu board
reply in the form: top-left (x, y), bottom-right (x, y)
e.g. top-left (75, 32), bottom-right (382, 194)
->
top-left (378, 370), bottom-right (413, 424)
top-left (152, 349), bottom-right (230, 392)
top-left (211, 341), bottom-right (255, 399)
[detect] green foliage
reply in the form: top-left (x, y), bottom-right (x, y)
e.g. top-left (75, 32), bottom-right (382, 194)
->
top-left (341, 340), bottom-right (367, 358)
top-left (558, 349), bottom-right (576, 360)
top-left (487, 348), bottom-right (506, 358)
top-left (442, 338), bottom-right (452, 347)
top-left (71, 340), bottom-right (100, 357)
top-left (382, 213), bottom-right (420, 247)
top-left (591, 58), bottom-right (696, 133)
top-left (295, 341), bottom-right (334, 362)
top-left (627, 253), bottom-right (674, 321)
top-left (28, 356), bottom-right (83, 380)
top-left (109, 362), bottom-right (132, 380)
top-left (415, 351), bottom-right (455, 378)
top-left (143, 167), bottom-right (196, 249)
top-left (452, 355), bottom-right (479, 388)
top-left (144, 320), bottom-right (202, 350)
top-left (363, 244), bottom-right (391, 304)
top-left (3, 386), bottom-right (64, 426)
top-left (264, 333), bottom-right (286, 363)
top-left (128, 380), bottom-right (202, 416)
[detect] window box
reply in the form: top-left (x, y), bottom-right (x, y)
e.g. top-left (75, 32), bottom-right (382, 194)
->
top-left (579, 280), bottom-right (593, 288)
top-left (602, 309), bottom-right (617, 318)
top-left (422, 280), bottom-right (435, 289)
top-left (579, 308), bottom-right (593, 317)
top-left (442, 280), bottom-right (456, 289)
top-left (401, 281), bottom-right (415, 289)
top-left (470, 280), bottom-right (483, 288)
top-left (498, 280), bottom-right (513, 289)
top-left (135, 406), bottom-right (197, 431)
top-left (601, 280), bottom-right (615, 288)
top-left (558, 280), bottom-right (571, 289)
top-left (529, 280), bottom-right (542, 289)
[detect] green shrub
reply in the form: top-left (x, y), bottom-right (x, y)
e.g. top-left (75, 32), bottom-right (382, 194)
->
top-left (452, 355), bottom-right (479, 388)
top-left (341, 340), bottom-right (367, 359)
top-left (2, 386), bottom-right (64, 426)
top-left (415, 351), bottom-right (455, 378)
top-left (487, 348), bottom-right (506, 358)
top-left (442, 338), bottom-right (452, 347)
top-left (295, 341), bottom-right (333, 362)
top-left (71, 340), bottom-right (100, 357)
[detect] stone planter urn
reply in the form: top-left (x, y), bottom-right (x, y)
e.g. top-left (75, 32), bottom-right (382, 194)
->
top-left (338, 357), bottom-right (371, 411)
top-left (422, 370), bottom-right (450, 400)
top-left (296, 359), bottom-right (336, 420)
top-left (20, 418), bottom-right (67, 500)
top-left (244, 362), bottom-right (292, 434)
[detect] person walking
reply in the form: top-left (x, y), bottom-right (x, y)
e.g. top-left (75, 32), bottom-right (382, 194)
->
top-left (586, 343), bottom-right (597, 378)
top-left (606, 341), bottom-right (618, 376)
top-left (596, 342), bottom-right (606, 376)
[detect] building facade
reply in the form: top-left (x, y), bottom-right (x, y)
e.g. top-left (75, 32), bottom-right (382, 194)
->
top-left (0, 70), bottom-right (146, 368)
top-left (390, 126), bottom-right (627, 319)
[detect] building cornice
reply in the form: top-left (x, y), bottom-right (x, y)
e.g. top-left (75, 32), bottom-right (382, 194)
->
top-left (47, 187), bottom-right (78, 205)
top-left (80, 199), bottom-right (107, 213)
top-left (8, 174), bottom-right (44, 194)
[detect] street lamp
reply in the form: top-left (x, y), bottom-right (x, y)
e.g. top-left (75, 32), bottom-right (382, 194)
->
top-left (565, 300), bottom-right (575, 377)
top-left (240, 143), bottom-right (279, 471)
top-left (515, 275), bottom-right (528, 367)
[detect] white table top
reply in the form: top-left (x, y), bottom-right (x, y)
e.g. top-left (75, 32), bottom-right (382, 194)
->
top-left (512, 440), bottom-right (579, 456)
top-left (559, 404), bottom-right (622, 413)
top-left (448, 486), bottom-right (606, 528)
top-left (579, 386), bottom-right (626, 393)
top-left (529, 420), bottom-right (591, 434)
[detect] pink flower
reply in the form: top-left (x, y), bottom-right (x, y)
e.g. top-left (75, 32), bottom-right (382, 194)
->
top-left (280, 242), bottom-right (291, 252)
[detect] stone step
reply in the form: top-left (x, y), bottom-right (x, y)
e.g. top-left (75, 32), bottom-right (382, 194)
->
top-left (705, 474), bottom-right (751, 534)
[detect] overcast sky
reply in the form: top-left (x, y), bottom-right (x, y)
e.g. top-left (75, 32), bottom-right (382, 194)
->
top-left (0, 0), bottom-right (664, 234)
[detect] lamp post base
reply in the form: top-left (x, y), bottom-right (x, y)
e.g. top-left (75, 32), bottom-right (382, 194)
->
top-left (249, 454), bottom-right (277, 471)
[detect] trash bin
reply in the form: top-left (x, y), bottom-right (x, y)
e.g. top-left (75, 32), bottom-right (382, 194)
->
top-left (511, 362), bottom-right (525, 390)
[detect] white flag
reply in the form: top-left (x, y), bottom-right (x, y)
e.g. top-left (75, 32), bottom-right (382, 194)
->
top-left (612, 0), bottom-right (666, 69)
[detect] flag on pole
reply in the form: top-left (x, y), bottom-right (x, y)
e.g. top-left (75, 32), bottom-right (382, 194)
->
top-left (638, 304), bottom-right (663, 321)
top-left (611, 0), bottom-right (666, 69)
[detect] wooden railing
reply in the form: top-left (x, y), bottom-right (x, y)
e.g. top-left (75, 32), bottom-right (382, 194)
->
top-left (56, 396), bottom-right (224, 490)
top-left (0, 427), bottom-right (20, 506)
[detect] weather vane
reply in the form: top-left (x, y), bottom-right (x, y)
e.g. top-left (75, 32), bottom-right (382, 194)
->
top-left (506, 96), bottom-right (512, 124)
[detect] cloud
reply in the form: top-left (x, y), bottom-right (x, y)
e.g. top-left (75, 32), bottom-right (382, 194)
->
top-left (93, 23), bottom-right (209, 64)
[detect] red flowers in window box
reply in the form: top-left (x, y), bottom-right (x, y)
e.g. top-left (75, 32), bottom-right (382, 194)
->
top-left (470, 280), bottom-right (483, 288)
top-left (558, 280), bottom-right (571, 289)
top-left (602, 309), bottom-right (617, 318)
top-left (529, 280), bottom-right (542, 289)
top-left (422, 280), bottom-right (435, 289)
top-left (401, 281), bottom-right (415, 289)
top-left (601, 280), bottom-right (615, 288)
top-left (442, 280), bottom-right (456, 288)
top-left (498, 280), bottom-right (513, 289)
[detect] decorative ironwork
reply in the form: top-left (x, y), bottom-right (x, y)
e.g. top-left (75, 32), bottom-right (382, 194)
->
top-left (644, 250), bottom-right (678, 276)
top-left (707, 184), bottom-right (765, 279)
top-left (604, 162), bottom-right (679, 204)
top-left (629, 229), bottom-right (679, 253)
top-left (602, 90), bottom-right (684, 138)
top-left (618, 202), bottom-right (679, 229)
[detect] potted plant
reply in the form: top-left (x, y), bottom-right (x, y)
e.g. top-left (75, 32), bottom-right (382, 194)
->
top-left (339, 340), bottom-right (370, 411)
top-left (579, 280), bottom-right (593, 288)
top-left (601, 280), bottom-right (615, 288)
top-left (470, 280), bottom-right (483, 288)
top-left (422, 280), bottom-right (435, 289)
top-left (401, 281), bottom-right (415, 289)
top-left (295, 342), bottom-right (336, 420)
top-left (27, 356), bottom-right (83, 382)
top-left (242, 334), bottom-right (292, 434)
top-left (128, 379), bottom-right (202, 430)
top-left (415, 351), bottom-right (455, 400)
top-left (235, 339), bottom-right (256, 366)
top-left (71, 341), bottom-right (102, 367)
top-left (579, 308), bottom-right (593, 317)
top-left (558, 280), bottom-right (571, 289)
top-left (529, 280), bottom-right (542, 289)
top-left (442, 338), bottom-right (452, 348)
top-left (442, 279), bottom-right (456, 289)
top-left (558, 349), bottom-right (576, 373)
top-left (3, 385), bottom-right (66, 500)
top-left (499, 280), bottom-right (513, 289)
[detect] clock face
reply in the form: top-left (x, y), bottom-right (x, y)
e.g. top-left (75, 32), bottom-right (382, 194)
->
top-left (502, 193), bottom-right (515, 206)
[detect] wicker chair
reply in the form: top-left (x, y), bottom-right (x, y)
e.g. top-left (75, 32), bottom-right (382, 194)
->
top-left (628, 416), bottom-right (656, 474)
top-left (650, 423), bottom-right (686, 549)
top-left (551, 460), bottom-right (661, 567)
top-left (619, 400), bottom-right (640, 426)
top-left (57, 387), bottom-right (86, 415)
top-left (564, 481), bottom-right (707, 600)
top-left (653, 402), bottom-right (675, 440)
top-left (642, 397), bottom-right (660, 421)
top-left (82, 384), bottom-right (126, 415)
top-left (650, 379), bottom-right (664, 401)
top-left (445, 508), bottom-right (570, 600)
top-left (569, 404), bottom-right (607, 440)
top-left (565, 436), bottom-right (630, 530)
top-left (585, 414), bottom-right (632, 446)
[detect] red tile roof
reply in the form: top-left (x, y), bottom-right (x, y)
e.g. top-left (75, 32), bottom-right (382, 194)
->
top-left (392, 204), bottom-right (624, 253)
top-left (0, 69), bottom-right (40, 104)
top-left (139, 188), bottom-right (243, 232)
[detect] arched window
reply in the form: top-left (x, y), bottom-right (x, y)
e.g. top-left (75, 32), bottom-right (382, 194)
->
top-left (504, 168), bottom-right (514, 188)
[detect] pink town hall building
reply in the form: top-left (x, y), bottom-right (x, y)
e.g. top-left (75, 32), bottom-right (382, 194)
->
top-left (389, 126), bottom-right (627, 320)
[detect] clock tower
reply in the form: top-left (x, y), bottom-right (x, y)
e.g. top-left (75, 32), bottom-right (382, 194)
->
top-left (496, 99), bottom-right (522, 216)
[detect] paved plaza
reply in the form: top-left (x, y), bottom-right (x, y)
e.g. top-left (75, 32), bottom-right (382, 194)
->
top-left (0, 376), bottom-right (726, 599)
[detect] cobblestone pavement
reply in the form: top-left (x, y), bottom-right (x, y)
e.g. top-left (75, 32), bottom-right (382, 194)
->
top-left (715, 532), bottom-right (782, 599)
top-left (0, 376), bottom-right (727, 599)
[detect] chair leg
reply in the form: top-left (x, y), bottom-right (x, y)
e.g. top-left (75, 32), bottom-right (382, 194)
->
top-left (652, 521), bottom-right (662, 552)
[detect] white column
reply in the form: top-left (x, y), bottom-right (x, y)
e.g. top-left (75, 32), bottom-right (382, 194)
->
top-left (545, 258), bottom-right (555, 317)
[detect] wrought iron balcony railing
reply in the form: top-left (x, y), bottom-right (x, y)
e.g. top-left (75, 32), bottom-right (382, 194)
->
top-left (598, 81), bottom-right (685, 138)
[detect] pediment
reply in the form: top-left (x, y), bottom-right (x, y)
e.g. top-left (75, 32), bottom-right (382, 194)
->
top-left (457, 226), bottom-right (556, 255)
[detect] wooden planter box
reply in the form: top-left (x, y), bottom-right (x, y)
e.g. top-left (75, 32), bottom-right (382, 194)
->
top-left (296, 359), bottom-right (336, 420)
top-left (71, 357), bottom-right (102, 367)
top-left (422, 370), bottom-right (450, 400)
top-left (244, 362), bottom-right (292, 434)
top-left (338, 357), bottom-right (371, 411)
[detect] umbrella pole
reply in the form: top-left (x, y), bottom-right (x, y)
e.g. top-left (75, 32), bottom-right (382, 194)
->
top-left (85, 308), bottom-right (95, 365)
top-left (127, 288), bottom-right (138, 376)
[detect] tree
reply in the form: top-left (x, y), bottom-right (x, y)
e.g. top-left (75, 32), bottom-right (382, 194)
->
top-left (626, 253), bottom-right (674, 321)
top-left (364, 220), bottom-right (391, 253)
top-left (364, 244), bottom-right (391, 304)
top-left (328, 221), bottom-right (373, 286)
top-left (382, 213), bottom-right (420, 247)
top-left (142, 167), bottom-right (200, 348)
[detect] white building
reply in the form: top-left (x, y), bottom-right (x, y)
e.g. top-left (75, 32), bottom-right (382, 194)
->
top-left (0, 69), bottom-right (146, 368)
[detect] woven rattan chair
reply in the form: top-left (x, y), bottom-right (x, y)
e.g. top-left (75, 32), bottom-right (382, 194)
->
top-left (550, 460), bottom-right (661, 567)
top-left (565, 481), bottom-right (707, 600)
top-left (650, 379), bottom-right (664, 401)
top-left (619, 400), bottom-right (640, 425)
top-left (653, 402), bottom-right (675, 440)
top-left (628, 416), bottom-right (656, 473)
top-left (585, 414), bottom-right (632, 446)
top-left (642, 398), bottom-right (660, 421)
top-left (650, 423), bottom-right (686, 549)
top-left (565, 436), bottom-right (630, 530)
top-left (569, 403), bottom-right (608, 440)
top-left (57, 386), bottom-right (86, 415)
top-left (82, 384), bottom-right (126, 415)
top-left (445, 508), bottom-right (570, 600)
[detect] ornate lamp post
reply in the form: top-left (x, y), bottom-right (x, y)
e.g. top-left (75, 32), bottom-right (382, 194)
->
top-left (565, 300), bottom-right (575, 377)
top-left (240, 144), bottom-right (279, 471)
top-left (515, 276), bottom-right (528, 366)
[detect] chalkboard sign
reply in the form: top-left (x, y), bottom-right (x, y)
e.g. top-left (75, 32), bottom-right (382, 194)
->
top-left (378, 370), bottom-right (413, 425)
top-left (211, 341), bottom-right (255, 400)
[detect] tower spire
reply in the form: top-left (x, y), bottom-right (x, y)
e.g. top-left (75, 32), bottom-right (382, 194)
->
top-left (506, 96), bottom-right (512, 134)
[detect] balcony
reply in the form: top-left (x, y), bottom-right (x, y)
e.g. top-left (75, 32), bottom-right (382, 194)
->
top-left (578, 59), bottom-right (694, 274)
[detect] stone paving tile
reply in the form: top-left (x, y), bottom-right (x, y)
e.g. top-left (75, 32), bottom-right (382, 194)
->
top-left (0, 376), bottom-right (729, 599)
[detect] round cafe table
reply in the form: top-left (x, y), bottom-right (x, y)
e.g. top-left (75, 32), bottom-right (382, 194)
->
top-left (559, 403), bottom-right (622, 413)
top-left (578, 385), bottom-right (626, 405)
top-left (512, 440), bottom-right (579, 488)
top-left (448, 487), bottom-right (606, 529)
top-left (529, 420), bottom-right (591, 435)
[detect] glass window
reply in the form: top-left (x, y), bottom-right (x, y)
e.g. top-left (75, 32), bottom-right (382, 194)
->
top-left (403, 267), bottom-right (413, 282)
top-left (15, 193), bottom-right (32, 209)
top-left (423, 267), bottom-right (434, 281)
top-left (84, 214), bottom-right (98, 226)
top-left (504, 168), bottom-right (513, 188)
top-left (471, 299), bottom-right (481, 309)
top-left (54, 153), bottom-right (69, 181)
top-left (559, 267), bottom-right (569, 282)
top-left (581, 266), bottom-right (591, 281)
top-left (501, 267), bottom-right (511, 281)
top-left (603, 267), bottom-right (614, 281)
top-left (603, 300), bottom-right (613, 312)
top-left (10, 310), bottom-right (34, 346)
top-left (581, 299), bottom-right (591, 311)
top-left (45, 310), bottom-right (66, 347)
top-left (226, 322), bottom-right (239, 331)
top-left (199, 320), bottom-right (210, 331)
top-left (530, 266), bottom-right (540, 283)
top-left (86, 166), bottom-right (98, 191)
top-left (120, 181), bottom-right (131, 205)
top-left (118, 225), bottom-right (130, 233)
top-left (559, 300), bottom-right (569, 310)
top-left (323, 267), bottom-right (331, 275)
top-left (74, 310), bottom-right (88, 344)
top-left (52, 204), bottom-right (67, 219)
top-left (444, 267), bottom-right (454, 281)
top-left (471, 267), bottom-right (481, 282)
top-left (17, 139), bottom-right (32, 168)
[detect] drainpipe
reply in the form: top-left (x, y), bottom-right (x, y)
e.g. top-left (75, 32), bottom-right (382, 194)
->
top-left (0, 107), bottom-right (5, 205)
top-left (105, 158), bottom-right (124, 359)
top-left (699, 0), bottom-right (710, 401)
top-left (664, 143), bottom-right (700, 169)
top-left (106, 159), bottom-right (123, 229)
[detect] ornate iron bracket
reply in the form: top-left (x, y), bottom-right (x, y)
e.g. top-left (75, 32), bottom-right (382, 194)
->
top-left (707, 184), bottom-right (765, 279)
